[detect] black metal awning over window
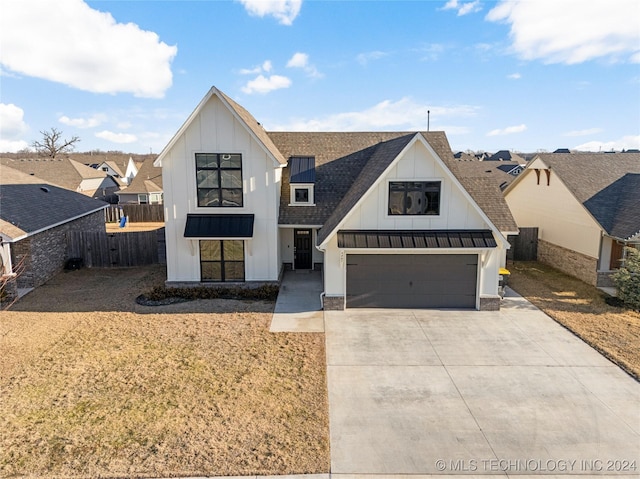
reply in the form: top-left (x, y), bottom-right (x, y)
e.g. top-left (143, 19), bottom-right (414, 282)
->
top-left (337, 230), bottom-right (496, 248)
top-left (184, 214), bottom-right (254, 238)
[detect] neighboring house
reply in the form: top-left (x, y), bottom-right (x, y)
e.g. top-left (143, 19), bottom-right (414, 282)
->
top-left (155, 87), bottom-right (518, 310)
top-left (0, 157), bottom-right (119, 201)
top-left (116, 158), bottom-right (163, 204)
top-left (504, 153), bottom-right (640, 286)
top-left (0, 165), bottom-right (108, 299)
top-left (94, 157), bottom-right (140, 186)
top-left (496, 163), bottom-right (525, 176)
top-left (453, 151), bottom-right (477, 161)
top-left (453, 160), bottom-right (524, 191)
top-left (484, 150), bottom-right (526, 162)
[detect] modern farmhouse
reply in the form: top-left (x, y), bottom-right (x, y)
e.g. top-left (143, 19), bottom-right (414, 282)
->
top-left (155, 87), bottom-right (517, 310)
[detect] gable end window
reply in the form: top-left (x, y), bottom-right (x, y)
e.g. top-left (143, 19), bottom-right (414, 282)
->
top-left (196, 153), bottom-right (243, 207)
top-left (388, 181), bottom-right (441, 216)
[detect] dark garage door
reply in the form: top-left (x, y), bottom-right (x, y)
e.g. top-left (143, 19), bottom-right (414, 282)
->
top-left (346, 254), bottom-right (478, 308)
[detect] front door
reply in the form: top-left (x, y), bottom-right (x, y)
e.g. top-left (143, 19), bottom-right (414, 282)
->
top-left (294, 229), bottom-right (312, 269)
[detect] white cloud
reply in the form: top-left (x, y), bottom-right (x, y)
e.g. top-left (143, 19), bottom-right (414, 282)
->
top-left (272, 97), bottom-right (478, 131)
top-left (507, 73), bottom-right (521, 79)
top-left (442, 0), bottom-right (482, 16)
top-left (240, 60), bottom-right (273, 75)
top-left (574, 135), bottom-right (640, 152)
top-left (0, 103), bottom-right (29, 152)
top-left (487, 124), bottom-right (527, 136)
top-left (563, 128), bottom-right (604, 137)
top-left (237, 0), bottom-right (302, 25)
top-left (59, 114), bottom-right (106, 129)
top-left (241, 74), bottom-right (292, 94)
top-left (287, 53), bottom-right (308, 68)
top-left (95, 130), bottom-right (138, 144)
top-left (357, 51), bottom-right (389, 66)
top-left (486, 0), bottom-right (640, 64)
top-left (0, 0), bottom-right (177, 98)
top-left (286, 52), bottom-right (322, 78)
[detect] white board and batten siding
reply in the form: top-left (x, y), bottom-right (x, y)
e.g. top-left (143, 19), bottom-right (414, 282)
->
top-left (161, 94), bottom-right (282, 283)
top-left (323, 140), bottom-right (503, 302)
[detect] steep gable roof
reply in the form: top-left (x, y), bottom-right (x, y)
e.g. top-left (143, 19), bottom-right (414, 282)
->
top-left (154, 86), bottom-right (286, 168)
top-left (0, 165), bottom-right (108, 241)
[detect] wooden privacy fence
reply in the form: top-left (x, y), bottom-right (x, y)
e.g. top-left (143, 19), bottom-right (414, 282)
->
top-left (67, 229), bottom-right (165, 267)
top-left (105, 204), bottom-right (165, 223)
top-left (507, 227), bottom-right (539, 262)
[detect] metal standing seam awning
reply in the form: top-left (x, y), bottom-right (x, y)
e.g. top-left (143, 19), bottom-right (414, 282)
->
top-left (337, 230), bottom-right (497, 248)
top-left (184, 214), bottom-right (255, 238)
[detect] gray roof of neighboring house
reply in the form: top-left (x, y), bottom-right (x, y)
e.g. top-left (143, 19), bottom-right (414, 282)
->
top-left (0, 157), bottom-right (114, 192)
top-left (485, 150), bottom-right (525, 162)
top-left (117, 158), bottom-right (162, 195)
top-left (0, 165), bottom-right (108, 241)
top-left (269, 131), bottom-right (518, 239)
top-left (451, 160), bottom-right (522, 190)
top-left (535, 153), bottom-right (640, 240)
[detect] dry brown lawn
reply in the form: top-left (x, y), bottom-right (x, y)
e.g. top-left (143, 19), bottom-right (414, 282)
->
top-left (508, 261), bottom-right (640, 380)
top-left (0, 265), bottom-right (329, 478)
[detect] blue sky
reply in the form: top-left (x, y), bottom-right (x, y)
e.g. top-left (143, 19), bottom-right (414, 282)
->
top-left (1, 0), bottom-right (639, 155)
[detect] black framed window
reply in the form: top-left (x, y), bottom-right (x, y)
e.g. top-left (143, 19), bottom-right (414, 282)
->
top-left (200, 240), bottom-right (245, 282)
top-left (294, 187), bottom-right (309, 203)
top-left (196, 153), bottom-right (243, 207)
top-left (388, 181), bottom-right (441, 215)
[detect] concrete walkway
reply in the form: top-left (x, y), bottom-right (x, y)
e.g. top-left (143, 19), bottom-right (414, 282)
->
top-left (325, 289), bottom-right (640, 474)
top-left (269, 269), bottom-right (324, 332)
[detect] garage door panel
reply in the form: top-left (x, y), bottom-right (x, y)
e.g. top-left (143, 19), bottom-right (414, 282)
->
top-left (346, 254), bottom-right (477, 309)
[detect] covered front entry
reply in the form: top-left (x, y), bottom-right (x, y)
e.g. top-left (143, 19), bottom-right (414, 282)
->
top-left (346, 254), bottom-right (478, 308)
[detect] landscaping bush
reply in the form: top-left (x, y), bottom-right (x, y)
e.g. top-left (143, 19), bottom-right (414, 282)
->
top-left (138, 283), bottom-right (280, 305)
top-left (612, 247), bottom-right (640, 311)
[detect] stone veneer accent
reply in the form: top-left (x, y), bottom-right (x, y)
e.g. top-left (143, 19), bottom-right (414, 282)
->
top-left (537, 239), bottom-right (598, 286)
top-left (323, 295), bottom-right (345, 310)
top-left (479, 296), bottom-right (501, 311)
top-left (10, 210), bottom-right (105, 289)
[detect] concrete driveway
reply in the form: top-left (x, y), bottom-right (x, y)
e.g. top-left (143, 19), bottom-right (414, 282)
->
top-left (325, 292), bottom-right (640, 474)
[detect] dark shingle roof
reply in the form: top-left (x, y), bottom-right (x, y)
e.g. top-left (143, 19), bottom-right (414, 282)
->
top-left (583, 173), bottom-right (640, 240)
top-left (317, 134), bottom-right (416, 244)
top-left (485, 150), bottom-right (525, 162)
top-left (535, 153), bottom-right (640, 240)
top-left (0, 165), bottom-right (108, 240)
top-left (269, 131), bottom-right (518, 240)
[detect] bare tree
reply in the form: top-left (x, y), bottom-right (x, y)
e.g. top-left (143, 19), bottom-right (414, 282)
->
top-left (32, 128), bottom-right (80, 158)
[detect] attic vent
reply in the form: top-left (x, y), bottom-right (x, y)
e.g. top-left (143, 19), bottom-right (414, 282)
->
top-left (40, 187), bottom-right (50, 193)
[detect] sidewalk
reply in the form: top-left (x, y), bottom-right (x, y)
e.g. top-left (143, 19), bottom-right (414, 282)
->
top-left (269, 269), bottom-right (324, 332)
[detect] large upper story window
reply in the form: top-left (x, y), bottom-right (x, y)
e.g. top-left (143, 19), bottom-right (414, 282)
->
top-left (196, 153), bottom-right (243, 207)
top-left (388, 181), bottom-right (441, 215)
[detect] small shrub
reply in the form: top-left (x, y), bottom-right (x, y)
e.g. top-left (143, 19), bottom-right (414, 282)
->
top-left (140, 284), bottom-right (280, 304)
top-left (612, 247), bottom-right (640, 311)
